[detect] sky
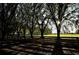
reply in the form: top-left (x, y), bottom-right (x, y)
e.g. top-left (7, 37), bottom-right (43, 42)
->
top-left (48, 20), bottom-right (77, 34)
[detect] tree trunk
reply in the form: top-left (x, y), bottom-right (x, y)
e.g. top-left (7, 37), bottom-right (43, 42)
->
top-left (23, 28), bottom-right (26, 39)
top-left (17, 31), bottom-right (20, 40)
top-left (1, 4), bottom-right (4, 40)
top-left (13, 32), bottom-right (15, 39)
top-left (6, 33), bottom-right (8, 40)
top-left (30, 33), bottom-right (33, 39)
top-left (30, 30), bottom-right (33, 39)
top-left (2, 30), bottom-right (5, 40)
top-left (53, 25), bottom-right (64, 55)
top-left (40, 29), bottom-right (44, 38)
top-left (40, 29), bottom-right (44, 45)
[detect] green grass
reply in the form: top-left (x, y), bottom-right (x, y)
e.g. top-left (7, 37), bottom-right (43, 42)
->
top-left (44, 34), bottom-right (79, 37)
top-left (27, 34), bottom-right (79, 38)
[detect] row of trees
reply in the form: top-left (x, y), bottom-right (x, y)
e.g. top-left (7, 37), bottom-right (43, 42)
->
top-left (0, 3), bottom-right (52, 40)
top-left (0, 3), bottom-right (79, 54)
top-left (15, 4), bottom-right (52, 39)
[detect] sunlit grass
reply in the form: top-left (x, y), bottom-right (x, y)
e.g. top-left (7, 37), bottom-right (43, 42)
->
top-left (29, 34), bottom-right (79, 38)
top-left (44, 34), bottom-right (79, 37)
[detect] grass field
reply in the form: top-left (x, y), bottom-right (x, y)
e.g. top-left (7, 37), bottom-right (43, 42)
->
top-left (33, 34), bottom-right (79, 38)
top-left (27, 34), bottom-right (79, 38)
top-left (45, 34), bottom-right (79, 37)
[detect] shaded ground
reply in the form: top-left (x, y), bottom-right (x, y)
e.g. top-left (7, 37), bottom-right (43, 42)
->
top-left (0, 38), bottom-right (79, 55)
